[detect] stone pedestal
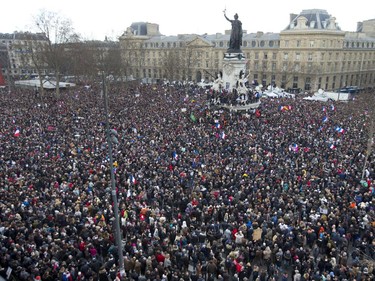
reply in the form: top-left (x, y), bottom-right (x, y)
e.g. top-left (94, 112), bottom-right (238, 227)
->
top-left (222, 52), bottom-right (247, 92)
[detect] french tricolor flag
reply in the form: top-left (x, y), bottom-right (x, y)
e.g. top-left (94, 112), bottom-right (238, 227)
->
top-left (322, 116), bottom-right (328, 123)
top-left (329, 144), bottom-right (336, 150)
top-left (14, 129), bottom-right (20, 137)
top-left (335, 126), bottom-right (345, 133)
top-left (130, 175), bottom-right (137, 185)
top-left (220, 131), bottom-right (226, 139)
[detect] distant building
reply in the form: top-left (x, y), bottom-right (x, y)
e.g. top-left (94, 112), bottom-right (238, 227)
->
top-left (119, 9), bottom-right (375, 92)
top-left (357, 18), bottom-right (375, 38)
top-left (0, 32), bottom-right (49, 80)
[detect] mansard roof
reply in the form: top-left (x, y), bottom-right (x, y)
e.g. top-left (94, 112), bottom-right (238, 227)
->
top-left (284, 9), bottom-right (342, 31)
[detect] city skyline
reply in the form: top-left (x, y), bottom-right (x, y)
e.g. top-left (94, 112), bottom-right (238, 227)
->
top-left (1, 0), bottom-right (374, 41)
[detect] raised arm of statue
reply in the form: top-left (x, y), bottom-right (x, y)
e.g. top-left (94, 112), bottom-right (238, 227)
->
top-left (224, 12), bottom-right (232, 23)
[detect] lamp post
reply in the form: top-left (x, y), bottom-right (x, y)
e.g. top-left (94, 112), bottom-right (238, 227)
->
top-left (102, 72), bottom-right (125, 276)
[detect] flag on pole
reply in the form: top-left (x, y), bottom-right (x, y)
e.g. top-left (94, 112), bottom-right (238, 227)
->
top-left (330, 104), bottom-right (335, 111)
top-left (220, 131), bottom-right (226, 139)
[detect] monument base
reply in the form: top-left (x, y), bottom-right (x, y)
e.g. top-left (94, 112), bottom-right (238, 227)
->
top-left (222, 52), bottom-right (247, 92)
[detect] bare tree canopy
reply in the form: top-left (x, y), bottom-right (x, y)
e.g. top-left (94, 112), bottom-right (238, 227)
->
top-left (32, 9), bottom-right (79, 96)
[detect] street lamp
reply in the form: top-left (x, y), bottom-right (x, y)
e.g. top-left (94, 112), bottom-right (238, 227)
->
top-left (102, 72), bottom-right (125, 276)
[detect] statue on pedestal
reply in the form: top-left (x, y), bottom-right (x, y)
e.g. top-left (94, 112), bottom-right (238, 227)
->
top-left (236, 71), bottom-right (248, 95)
top-left (224, 10), bottom-right (243, 53)
top-left (212, 72), bottom-right (224, 92)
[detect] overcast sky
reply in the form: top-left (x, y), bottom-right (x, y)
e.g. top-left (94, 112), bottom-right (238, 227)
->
top-left (1, 0), bottom-right (374, 40)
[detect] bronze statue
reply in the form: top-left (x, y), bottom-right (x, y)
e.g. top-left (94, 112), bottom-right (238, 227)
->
top-left (224, 10), bottom-right (243, 53)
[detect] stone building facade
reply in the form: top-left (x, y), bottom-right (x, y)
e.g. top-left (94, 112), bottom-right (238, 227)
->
top-left (0, 32), bottom-right (48, 79)
top-left (119, 9), bottom-right (375, 92)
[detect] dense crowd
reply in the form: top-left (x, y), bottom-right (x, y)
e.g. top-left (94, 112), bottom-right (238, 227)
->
top-left (0, 83), bottom-right (374, 281)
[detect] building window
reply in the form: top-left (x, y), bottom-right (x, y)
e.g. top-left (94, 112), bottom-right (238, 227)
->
top-left (308, 53), bottom-right (313, 61)
top-left (305, 77), bottom-right (311, 90)
top-left (272, 53), bottom-right (277, 60)
top-left (252, 41), bottom-right (256, 47)
top-left (243, 41), bottom-right (247, 47)
top-left (269, 41), bottom-right (274, 47)
top-left (296, 40), bottom-right (301, 47)
top-left (293, 76), bottom-right (298, 88)
top-left (262, 74), bottom-right (267, 86)
top-left (283, 53), bottom-right (288, 60)
top-left (255, 52), bottom-right (259, 60)
top-left (219, 41), bottom-right (224, 47)
top-left (254, 62), bottom-right (259, 70)
top-left (310, 40), bottom-right (315, 47)
top-left (272, 62), bottom-right (276, 71)
top-left (264, 53), bottom-right (268, 59)
top-left (295, 53), bottom-right (300, 60)
top-left (285, 40), bottom-right (289, 47)
top-left (260, 41), bottom-right (265, 47)
top-left (281, 75), bottom-right (286, 88)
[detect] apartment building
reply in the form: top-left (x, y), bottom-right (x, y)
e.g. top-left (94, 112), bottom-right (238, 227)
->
top-left (0, 32), bottom-right (49, 79)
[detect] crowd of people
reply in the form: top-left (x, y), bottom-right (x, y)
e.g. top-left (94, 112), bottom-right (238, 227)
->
top-left (0, 82), bottom-right (374, 281)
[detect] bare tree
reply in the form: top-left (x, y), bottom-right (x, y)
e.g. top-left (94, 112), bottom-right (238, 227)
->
top-left (62, 41), bottom-right (98, 84)
top-left (15, 32), bottom-right (49, 96)
top-left (161, 50), bottom-right (182, 82)
top-left (33, 9), bottom-right (77, 97)
top-left (181, 47), bottom-right (199, 82)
